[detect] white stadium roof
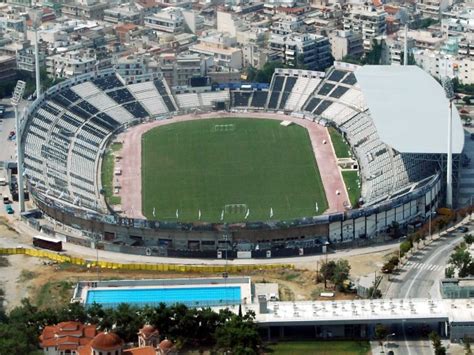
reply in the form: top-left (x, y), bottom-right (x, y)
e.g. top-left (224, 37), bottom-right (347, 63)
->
top-left (355, 65), bottom-right (465, 154)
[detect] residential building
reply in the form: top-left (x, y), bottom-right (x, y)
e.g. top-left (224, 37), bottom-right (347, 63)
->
top-left (329, 30), bottom-right (364, 60)
top-left (145, 7), bottom-right (185, 33)
top-left (413, 48), bottom-right (474, 84)
top-left (407, 30), bottom-right (445, 50)
top-left (104, 5), bottom-right (142, 25)
top-left (269, 32), bottom-right (332, 71)
top-left (115, 23), bottom-right (140, 44)
top-left (115, 56), bottom-right (150, 78)
top-left (6, 0), bottom-right (31, 7)
top-left (242, 44), bottom-right (275, 69)
top-left (159, 52), bottom-right (210, 87)
top-left (61, 0), bottom-right (109, 20)
top-left (16, 46), bottom-right (45, 75)
top-left (343, 4), bottom-right (387, 52)
top-left (0, 54), bottom-right (16, 81)
top-left (46, 50), bottom-right (97, 79)
top-left (190, 33), bottom-right (242, 69)
top-left (418, 0), bottom-right (451, 18)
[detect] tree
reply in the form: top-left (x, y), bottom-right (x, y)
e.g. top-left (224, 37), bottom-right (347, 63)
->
top-left (332, 259), bottom-right (351, 291)
top-left (445, 266), bottom-right (455, 278)
top-left (341, 54), bottom-right (363, 65)
top-left (367, 286), bottom-right (382, 299)
top-left (463, 96), bottom-right (473, 105)
top-left (400, 240), bottom-right (412, 258)
top-left (374, 323), bottom-right (389, 342)
top-left (449, 245), bottom-right (472, 277)
top-left (389, 221), bottom-right (402, 238)
top-left (363, 40), bottom-right (383, 65)
top-left (320, 260), bottom-right (337, 288)
top-left (429, 331), bottom-right (447, 355)
top-left (245, 66), bottom-right (257, 82)
top-left (214, 311), bottom-right (261, 354)
top-left (465, 234), bottom-right (474, 245)
top-left (465, 337), bottom-right (473, 355)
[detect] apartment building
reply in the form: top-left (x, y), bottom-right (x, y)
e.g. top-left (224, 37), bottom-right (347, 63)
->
top-left (329, 30), bottom-right (364, 60)
top-left (46, 50), bottom-right (97, 79)
top-left (343, 4), bottom-right (386, 52)
top-left (190, 33), bottom-right (242, 69)
top-left (269, 32), bottom-right (332, 71)
top-left (144, 7), bottom-right (185, 33)
top-left (0, 54), bottom-right (16, 81)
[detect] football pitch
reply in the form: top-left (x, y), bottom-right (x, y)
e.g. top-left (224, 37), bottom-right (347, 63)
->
top-left (141, 118), bottom-right (328, 222)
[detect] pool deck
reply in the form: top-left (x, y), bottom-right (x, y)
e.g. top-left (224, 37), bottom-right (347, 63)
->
top-left (74, 277), bottom-right (252, 307)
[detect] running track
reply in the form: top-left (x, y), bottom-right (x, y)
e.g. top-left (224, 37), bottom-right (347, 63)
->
top-left (117, 112), bottom-right (350, 219)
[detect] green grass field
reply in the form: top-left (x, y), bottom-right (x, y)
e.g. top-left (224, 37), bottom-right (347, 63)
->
top-left (328, 127), bottom-right (351, 159)
top-left (141, 118), bottom-right (328, 222)
top-left (266, 340), bottom-right (371, 355)
top-left (342, 171), bottom-right (361, 208)
top-left (101, 142), bottom-right (122, 206)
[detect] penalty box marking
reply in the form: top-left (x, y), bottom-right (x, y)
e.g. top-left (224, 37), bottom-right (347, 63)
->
top-left (224, 204), bottom-right (248, 214)
top-left (212, 124), bottom-right (236, 132)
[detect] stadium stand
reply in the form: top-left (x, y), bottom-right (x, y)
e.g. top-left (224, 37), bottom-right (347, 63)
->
top-left (21, 65), bottom-right (462, 254)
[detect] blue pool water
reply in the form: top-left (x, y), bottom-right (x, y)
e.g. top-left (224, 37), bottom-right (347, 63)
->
top-left (86, 286), bottom-right (241, 308)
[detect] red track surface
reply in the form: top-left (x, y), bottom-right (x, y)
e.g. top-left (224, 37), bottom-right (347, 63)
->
top-left (117, 112), bottom-right (349, 219)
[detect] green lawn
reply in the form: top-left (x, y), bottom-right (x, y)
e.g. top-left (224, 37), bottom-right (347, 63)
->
top-left (101, 142), bottom-right (122, 206)
top-left (328, 127), bottom-right (351, 159)
top-left (267, 340), bottom-right (371, 355)
top-left (141, 118), bottom-right (328, 222)
top-left (342, 171), bottom-right (361, 208)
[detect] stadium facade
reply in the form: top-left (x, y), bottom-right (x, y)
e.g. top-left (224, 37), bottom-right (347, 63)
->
top-left (20, 62), bottom-right (464, 258)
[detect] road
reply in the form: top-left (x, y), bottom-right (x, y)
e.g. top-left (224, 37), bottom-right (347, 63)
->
top-left (2, 218), bottom-right (401, 266)
top-left (380, 219), bottom-right (471, 355)
top-left (386, 230), bottom-right (466, 300)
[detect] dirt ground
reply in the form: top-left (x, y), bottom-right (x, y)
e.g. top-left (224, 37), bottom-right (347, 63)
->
top-left (0, 243), bottom-right (396, 310)
top-left (0, 212), bottom-right (397, 310)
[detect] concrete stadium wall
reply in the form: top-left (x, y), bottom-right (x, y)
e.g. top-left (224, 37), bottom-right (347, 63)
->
top-left (28, 173), bottom-right (441, 258)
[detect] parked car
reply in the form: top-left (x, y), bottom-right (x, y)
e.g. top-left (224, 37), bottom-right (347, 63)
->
top-left (456, 226), bottom-right (469, 233)
top-left (5, 204), bottom-right (13, 214)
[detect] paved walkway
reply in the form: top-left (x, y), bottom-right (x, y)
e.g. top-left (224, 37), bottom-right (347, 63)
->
top-left (4, 218), bottom-right (400, 265)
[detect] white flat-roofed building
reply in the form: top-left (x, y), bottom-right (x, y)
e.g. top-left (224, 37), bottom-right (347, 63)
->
top-left (144, 7), bottom-right (184, 33)
top-left (46, 50), bottom-right (97, 79)
top-left (413, 48), bottom-right (474, 84)
top-left (104, 5), bottom-right (142, 24)
top-left (407, 30), bottom-right (445, 50)
top-left (190, 33), bottom-right (242, 70)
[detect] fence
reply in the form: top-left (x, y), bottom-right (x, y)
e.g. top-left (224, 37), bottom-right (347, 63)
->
top-left (0, 248), bottom-right (293, 273)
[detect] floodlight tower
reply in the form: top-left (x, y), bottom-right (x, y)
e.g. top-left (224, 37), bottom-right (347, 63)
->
top-left (399, 8), bottom-right (409, 65)
top-left (442, 77), bottom-right (455, 209)
top-left (11, 81), bottom-right (26, 213)
top-left (29, 8), bottom-right (42, 98)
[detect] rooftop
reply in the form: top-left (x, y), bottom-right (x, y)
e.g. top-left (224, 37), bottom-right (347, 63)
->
top-left (355, 65), bottom-right (464, 154)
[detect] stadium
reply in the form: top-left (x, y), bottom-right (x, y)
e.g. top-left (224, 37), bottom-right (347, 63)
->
top-left (20, 62), bottom-right (464, 258)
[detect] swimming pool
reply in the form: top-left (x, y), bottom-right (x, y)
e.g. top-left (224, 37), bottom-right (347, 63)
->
top-left (85, 286), bottom-right (241, 308)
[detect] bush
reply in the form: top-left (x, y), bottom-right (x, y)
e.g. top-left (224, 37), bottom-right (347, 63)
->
top-left (400, 240), bottom-right (412, 257)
